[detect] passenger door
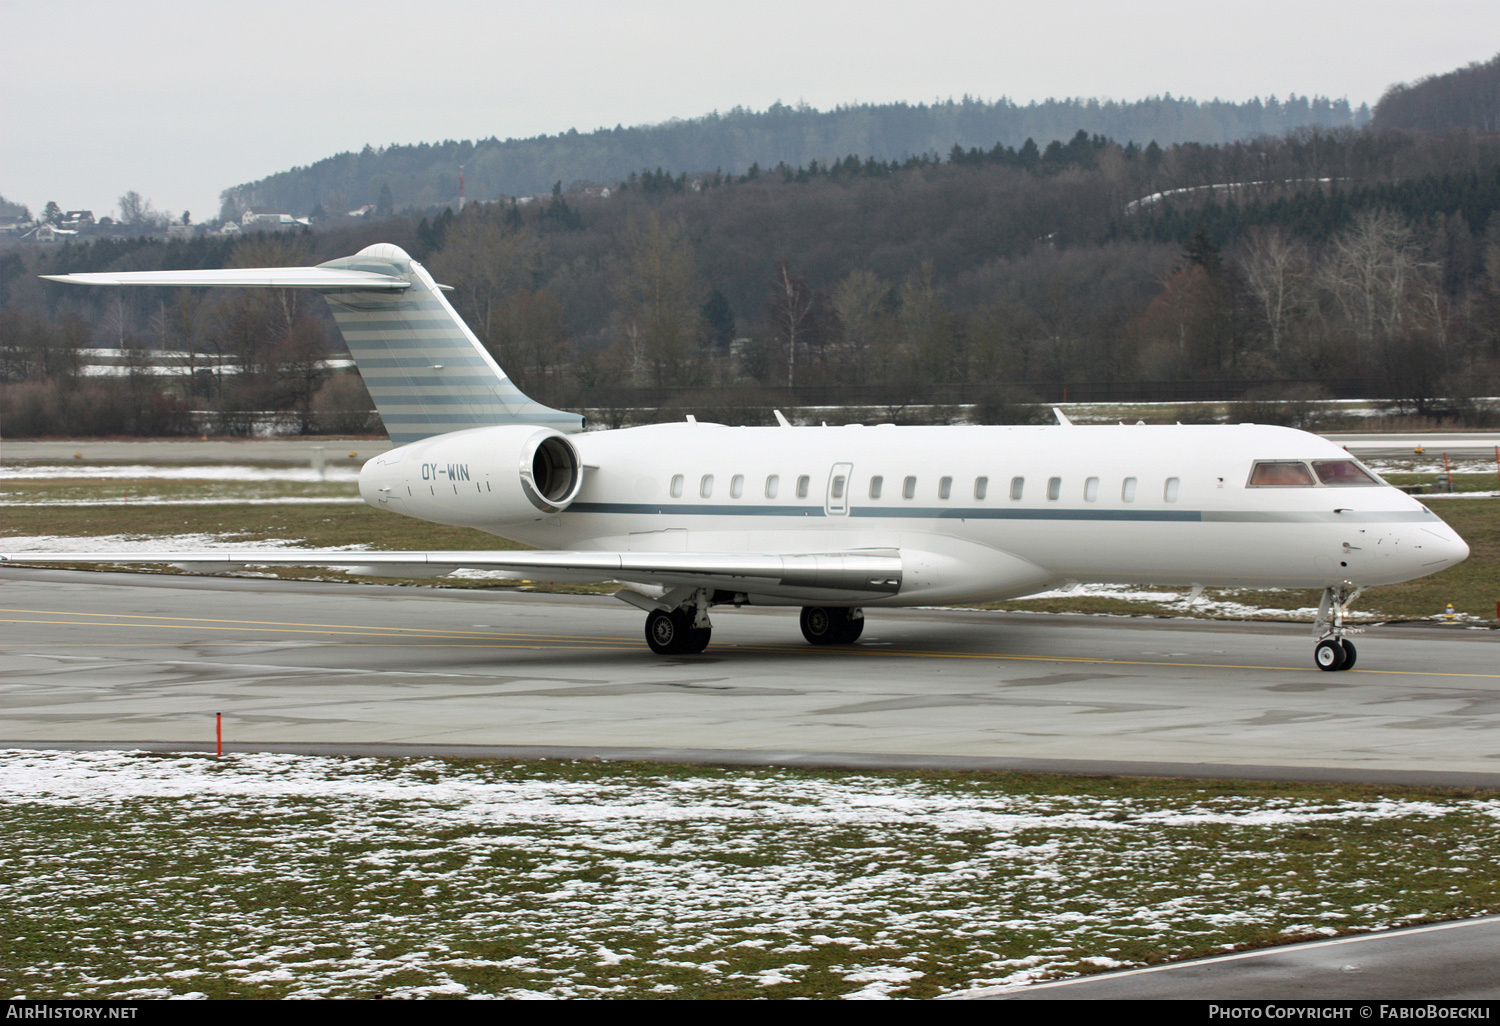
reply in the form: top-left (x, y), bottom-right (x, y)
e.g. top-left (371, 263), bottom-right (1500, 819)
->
top-left (825, 462), bottom-right (854, 517)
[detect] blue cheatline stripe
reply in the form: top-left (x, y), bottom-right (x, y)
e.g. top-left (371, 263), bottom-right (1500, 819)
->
top-left (1203, 510), bottom-right (1434, 523)
top-left (566, 502), bottom-right (1203, 521)
top-left (852, 507), bottom-right (1203, 522)
top-left (562, 503), bottom-right (1430, 524)
top-left (569, 502), bottom-right (826, 517)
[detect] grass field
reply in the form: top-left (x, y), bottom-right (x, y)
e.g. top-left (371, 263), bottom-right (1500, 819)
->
top-left (4, 751), bottom-right (1500, 1000)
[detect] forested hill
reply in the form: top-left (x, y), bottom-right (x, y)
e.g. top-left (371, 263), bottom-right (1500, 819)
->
top-left (1373, 52), bottom-right (1500, 134)
top-left (221, 94), bottom-right (1369, 218)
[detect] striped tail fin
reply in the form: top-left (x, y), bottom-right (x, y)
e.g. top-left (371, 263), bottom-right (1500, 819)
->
top-left (41, 243), bottom-right (583, 444)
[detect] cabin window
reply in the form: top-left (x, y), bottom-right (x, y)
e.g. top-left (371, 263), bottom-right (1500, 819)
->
top-left (903, 476), bottom-right (917, 499)
top-left (700, 474), bottom-right (714, 498)
top-left (1164, 477), bottom-right (1180, 502)
top-left (939, 476), bottom-right (952, 499)
top-left (1010, 476), bottom-right (1024, 500)
top-left (1047, 477), bottom-right (1061, 501)
top-left (831, 475), bottom-right (846, 500)
top-left (796, 475), bottom-right (810, 499)
top-left (670, 474), bottom-right (684, 498)
top-left (765, 475), bottom-right (779, 499)
top-left (869, 476), bottom-right (883, 499)
top-left (974, 476), bottom-right (988, 500)
top-left (1121, 477), bottom-right (1137, 502)
top-left (1312, 460), bottom-right (1381, 486)
top-left (1248, 461), bottom-right (1317, 487)
top-left (1084, 477), bottom-right (1099, 502)
top-left (730, 474), bottom-right (744, 498)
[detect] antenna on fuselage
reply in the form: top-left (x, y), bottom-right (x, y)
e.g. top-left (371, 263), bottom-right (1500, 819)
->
top-left (773, 410), bottom-right (792, 427)
top-left (1052, 407), bottom-right (1073, 426)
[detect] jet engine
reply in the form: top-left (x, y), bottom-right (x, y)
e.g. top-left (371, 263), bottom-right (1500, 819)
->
top-left (358, 424), bottom-right (583, 529)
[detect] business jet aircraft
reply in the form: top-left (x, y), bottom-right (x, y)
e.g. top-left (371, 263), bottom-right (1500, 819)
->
top-left (14, 244), bottom-right (1469, 670)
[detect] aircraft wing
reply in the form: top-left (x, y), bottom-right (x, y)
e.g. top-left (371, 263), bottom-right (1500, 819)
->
top-left (0, 549), bottom-right (904, 600)
top-left (39, 267), bottom-right (410, 291)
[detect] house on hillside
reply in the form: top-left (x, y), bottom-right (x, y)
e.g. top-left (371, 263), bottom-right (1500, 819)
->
top-left (241, 208), bottom-right (311, 229)
top-left (26, 224), bottom-right (79, 243)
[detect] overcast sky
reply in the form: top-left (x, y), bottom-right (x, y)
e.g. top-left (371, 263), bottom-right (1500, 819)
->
top-left (4, 0), bottom-right (1498, 222)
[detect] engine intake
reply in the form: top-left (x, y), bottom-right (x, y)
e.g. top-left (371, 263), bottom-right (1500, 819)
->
top-left (359, 424), bottom-right (583, 529)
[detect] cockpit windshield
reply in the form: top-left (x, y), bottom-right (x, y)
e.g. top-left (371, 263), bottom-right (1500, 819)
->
top-left (1247, 461), bottom-right (1316, 486)
top-left (1247, 459), bottom-right (1383, 487)
top-left (1311, 460), bottom-right (1381, 486)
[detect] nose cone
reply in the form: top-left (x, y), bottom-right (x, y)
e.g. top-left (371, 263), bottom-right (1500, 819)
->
top-left (1422, 522), bottom-right (1470, 573)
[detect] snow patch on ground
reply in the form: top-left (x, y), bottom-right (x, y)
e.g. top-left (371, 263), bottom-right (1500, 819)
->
top-left (0, 464), bottom-right (360, 482)
top-left (3, 749), bottom-right (1495, 999)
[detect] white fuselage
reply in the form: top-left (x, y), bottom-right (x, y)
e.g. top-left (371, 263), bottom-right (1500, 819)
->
top-left (364, 421), bottom-right (1468, 607)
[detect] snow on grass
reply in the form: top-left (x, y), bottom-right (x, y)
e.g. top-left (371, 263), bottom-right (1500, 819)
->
top-left (0, 465), bottom-right (360, 483)
top-left (0, 497), bottom-right (366, 507)
top-left (0, 533), bottom-right (368, 555)
top-left (1009, 583), bottom-right (1360, 621)
top-left (2, 750), bottom-right (1499, 999)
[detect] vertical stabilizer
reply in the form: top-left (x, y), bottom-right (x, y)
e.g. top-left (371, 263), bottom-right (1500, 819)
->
top-left (40, 242), bottom-right (584, 444)
top-left (316, 245), bottom-right (582, 443)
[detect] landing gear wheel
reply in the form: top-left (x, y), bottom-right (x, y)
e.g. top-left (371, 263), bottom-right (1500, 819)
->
top-left (646, 608), bottom-right (711, 655)
top-left (1315, 638), bottom-right (1347, 672)
top-left (800, 607), bottom-right (862, 645)
top-left (1339, 639), bottom-right (1357, 671)
top-left (681, 626), bottom-right (712, 654)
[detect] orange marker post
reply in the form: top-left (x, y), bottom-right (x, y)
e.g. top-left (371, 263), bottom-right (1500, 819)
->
top-left (216, 712), bottom-right (222, 758)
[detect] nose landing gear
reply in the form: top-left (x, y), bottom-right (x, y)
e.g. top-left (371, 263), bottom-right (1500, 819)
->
top-left (1313, 583), bottom-right (1363, 671)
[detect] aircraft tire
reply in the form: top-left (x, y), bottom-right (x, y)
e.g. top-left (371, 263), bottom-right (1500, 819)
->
top-left (1315, 639), bottom-right (1347, 672)
top-left (646, 608), bottom-right (686, 655)
top-left (1339, 639), bottom-right (1357, 671)
top-left (646, 609), bottom-right (710, 655)
top-left (800, 607), bottom-right (839, 645)
top-left (802, 607), bottom-right (863, 645)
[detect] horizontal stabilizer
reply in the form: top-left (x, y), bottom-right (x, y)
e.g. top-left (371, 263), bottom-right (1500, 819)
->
top-left (39, 243), bottom-right (583, 442)
top-left (2, 549), bottom-right (904, 599)
top-left (40, 267), bottom-right (410, 291)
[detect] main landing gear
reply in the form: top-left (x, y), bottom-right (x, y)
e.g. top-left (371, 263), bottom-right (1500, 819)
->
top-left (642, 587), bottom-right (714, 655)
top-left (636, 593), bottom-right (867, 655)
top-left (645, 607), bottom-right (711, 655)
top-left (799, 607), bottom-right (864, 645)
top-left (1312, 583), bottom-right (1364, 672)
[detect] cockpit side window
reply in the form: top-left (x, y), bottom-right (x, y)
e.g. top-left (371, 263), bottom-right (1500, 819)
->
top-left (1311, 460), bottom-right (1381, 486)
top-left (1247, 461), bottom-right (1317, 487)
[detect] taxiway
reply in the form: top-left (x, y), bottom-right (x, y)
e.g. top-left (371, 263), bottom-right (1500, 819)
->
top-left (3, 568), bottom-right (1498, 785)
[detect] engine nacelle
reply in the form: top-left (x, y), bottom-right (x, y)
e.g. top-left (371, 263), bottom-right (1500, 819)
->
top-left (359, 424), bottom-right (583, 529)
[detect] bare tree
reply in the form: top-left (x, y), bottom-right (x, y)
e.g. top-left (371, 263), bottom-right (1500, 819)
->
top-left (1318, 210), bottom-right (1422, 347)
top-left (766, 263), bottom-right (818, 388)
top-left (117, 191), bottom-right (163, 227)
top-left (428, 212), bottom-right (538, 347)
top-left (615, 216), bottom-right (702, 386)
top-left (831, 269), bottom-right (887, 383)
top-left (1241, 227), bottom-right (1311, 355)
